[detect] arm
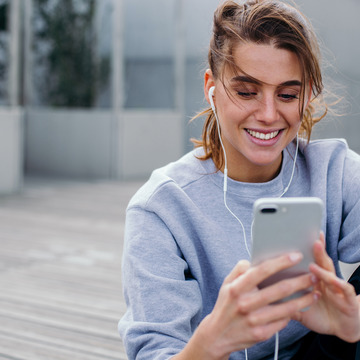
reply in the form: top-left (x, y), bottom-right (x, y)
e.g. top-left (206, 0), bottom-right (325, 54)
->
top-left (119, 207), bottom-right (203, 359)
top-left (173, 253), bottom-right (318, 360)
top-left (121, 205), bottom-right (318, 359)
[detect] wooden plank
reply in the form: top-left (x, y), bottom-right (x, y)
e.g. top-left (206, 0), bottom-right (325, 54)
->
top-left (0, 178), bottom-right (144, 360)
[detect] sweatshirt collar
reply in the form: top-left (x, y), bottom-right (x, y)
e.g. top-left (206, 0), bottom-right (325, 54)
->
top-left (197, 141), bottom-right (298, 199)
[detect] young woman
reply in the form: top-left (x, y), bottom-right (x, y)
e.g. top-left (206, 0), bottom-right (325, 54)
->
top-left (118, 1), bottom-right (360, 359)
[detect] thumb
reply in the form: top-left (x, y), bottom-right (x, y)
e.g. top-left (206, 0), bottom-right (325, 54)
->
top-left (224, 260), bottom-right (251, 285)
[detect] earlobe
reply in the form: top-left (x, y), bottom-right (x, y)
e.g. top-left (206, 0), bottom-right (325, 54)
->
top-left (204, 69), bottom-right (215, 105)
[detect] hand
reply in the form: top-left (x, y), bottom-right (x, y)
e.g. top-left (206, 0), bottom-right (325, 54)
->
top-left (178, 252), bottom-right (318, 360)
top-left (292, 232), bottom-right (360, 343)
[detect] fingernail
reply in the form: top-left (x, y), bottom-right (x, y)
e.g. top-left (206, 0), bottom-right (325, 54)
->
top-left (289, 252), bottom-right (303, 263)
top-left (311, 275), bottom-right (318, 283)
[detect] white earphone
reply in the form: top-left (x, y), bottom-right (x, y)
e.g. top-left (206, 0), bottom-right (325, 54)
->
top-left (208, 86), bottom-right (216, 113)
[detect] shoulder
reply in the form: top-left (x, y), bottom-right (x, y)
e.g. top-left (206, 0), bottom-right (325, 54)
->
top-left (299, 138), bottom-right (358, 167)
top-left (302, 138), bottom-right (348, 156)
top-left (128, 148), bottom-right (212, 209)
top-left (299, 137), bottom-right (360, 184)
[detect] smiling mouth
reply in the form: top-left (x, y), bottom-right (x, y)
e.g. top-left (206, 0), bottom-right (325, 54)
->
top-left (246, 129), bottom-right (280, 140)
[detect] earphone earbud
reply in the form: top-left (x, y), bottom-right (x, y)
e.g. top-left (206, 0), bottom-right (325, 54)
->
top-left (208, 86), bottom-right (216, 113)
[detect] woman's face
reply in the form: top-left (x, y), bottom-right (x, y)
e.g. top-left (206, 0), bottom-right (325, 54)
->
top-left (205, 42), bottom-right (310, 183)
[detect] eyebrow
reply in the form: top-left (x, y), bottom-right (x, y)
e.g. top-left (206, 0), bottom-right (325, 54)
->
top-left (230, 75), bottom-right (302, 87)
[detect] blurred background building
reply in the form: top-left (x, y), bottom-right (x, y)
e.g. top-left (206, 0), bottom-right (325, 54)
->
top-left (0, 0), bottom-right (360, 193)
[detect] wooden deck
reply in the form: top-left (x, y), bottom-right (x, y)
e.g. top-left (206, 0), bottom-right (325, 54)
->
top-left (0, 177), bottom-right (144, 360)
top-left (1, 177), bottom-right (358, 360)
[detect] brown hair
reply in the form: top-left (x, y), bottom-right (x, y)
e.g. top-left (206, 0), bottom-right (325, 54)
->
top-left (192, 0), bottom-right (327, 169)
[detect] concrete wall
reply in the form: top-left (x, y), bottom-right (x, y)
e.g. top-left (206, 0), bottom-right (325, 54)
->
top-left (25, 109), bottom-right (114, 178)
top-left (0, 107), bottom-right (23, 193)
top-left (25, 108), bottom-right (183, 180)
top-left (121, 111), bottom-right (184, 179)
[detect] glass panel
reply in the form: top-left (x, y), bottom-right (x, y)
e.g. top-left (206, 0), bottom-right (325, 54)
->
top-left (183, 0), bottom-right (220, 150)
top-left (94, 0), bottom-right (113, 108)
top-left (31, 0), bottom-right (112, 108)
top-left (123, 0), bottom-right (176, 109)
top-left (0, 0), bottom-right (9, 105)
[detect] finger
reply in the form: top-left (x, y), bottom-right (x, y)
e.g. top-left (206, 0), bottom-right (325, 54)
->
top-left (313, 237), bottom-right (335, 273)
top-left (291, 291), bottom-right (321, 322)
top-left (244, 318), bottom-right (290, 346)
top-left (224, 260), bottom-right (251, 285)
top-left (236, 252), bottom-right (304, 293)
top-left (237, 273), bottom-right (316, 313)
top-left (246, 290), bottom-right (318, 327)
top-left (309, 263), bottom-right (340, 288)
top-left (310, 263), bottom-right (356, 302)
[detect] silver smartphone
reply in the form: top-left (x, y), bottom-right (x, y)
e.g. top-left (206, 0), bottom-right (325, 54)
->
top-left (251, 197), bottom-right (323, 302)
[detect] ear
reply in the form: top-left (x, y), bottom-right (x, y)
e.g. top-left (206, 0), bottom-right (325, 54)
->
top-left (204, 69), bottom-right (216, 106)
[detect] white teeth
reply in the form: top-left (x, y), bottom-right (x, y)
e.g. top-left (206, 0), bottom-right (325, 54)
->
top-left (247, 129), bottom-right (280, 140)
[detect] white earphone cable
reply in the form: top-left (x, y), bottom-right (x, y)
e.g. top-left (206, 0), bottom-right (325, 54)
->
top-left (279, 134), bottom-right (299, 198)
top-left (214, 106), bottom-right (251, 257)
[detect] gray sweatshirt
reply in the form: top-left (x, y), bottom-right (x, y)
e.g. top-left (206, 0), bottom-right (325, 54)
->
top-left (119, 138), bottom-right (360, 360)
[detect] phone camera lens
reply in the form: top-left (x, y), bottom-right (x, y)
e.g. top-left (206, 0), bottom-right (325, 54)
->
top-left (261, 207), bottom-right (277, 214)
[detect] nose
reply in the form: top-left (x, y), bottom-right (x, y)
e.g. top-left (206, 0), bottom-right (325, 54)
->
top-left (256, 95), bottom-right (279, 124)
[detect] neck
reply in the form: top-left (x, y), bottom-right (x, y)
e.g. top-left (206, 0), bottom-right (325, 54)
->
top-left (221, 154), bottom-right (283, 183)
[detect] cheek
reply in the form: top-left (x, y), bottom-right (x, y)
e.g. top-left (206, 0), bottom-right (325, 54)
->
top-left (220, 111), bottom-right (245, 133)
top-left (290, 118), bottom-right (302, 136)
top-left (284, 105), bottom-right (302, 124)
top-left (217, 102), bottom-right (237, 125)
top-left (220, 101), bottom-right (251, 123)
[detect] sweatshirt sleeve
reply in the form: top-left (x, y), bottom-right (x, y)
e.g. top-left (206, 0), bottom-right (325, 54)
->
top-left (338, 148), bottom-right (360, 263)
top-left (118, 205), bottom-right (203, 360)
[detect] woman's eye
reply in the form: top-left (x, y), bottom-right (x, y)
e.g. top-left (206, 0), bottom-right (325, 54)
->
top-left (279, 93), bottom-right (298, 101)
top-left (237, 91), bottom-right (257, 98)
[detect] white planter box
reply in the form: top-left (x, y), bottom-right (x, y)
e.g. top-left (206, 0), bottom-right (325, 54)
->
top-left (0, 107), bottom-right (23, 194)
